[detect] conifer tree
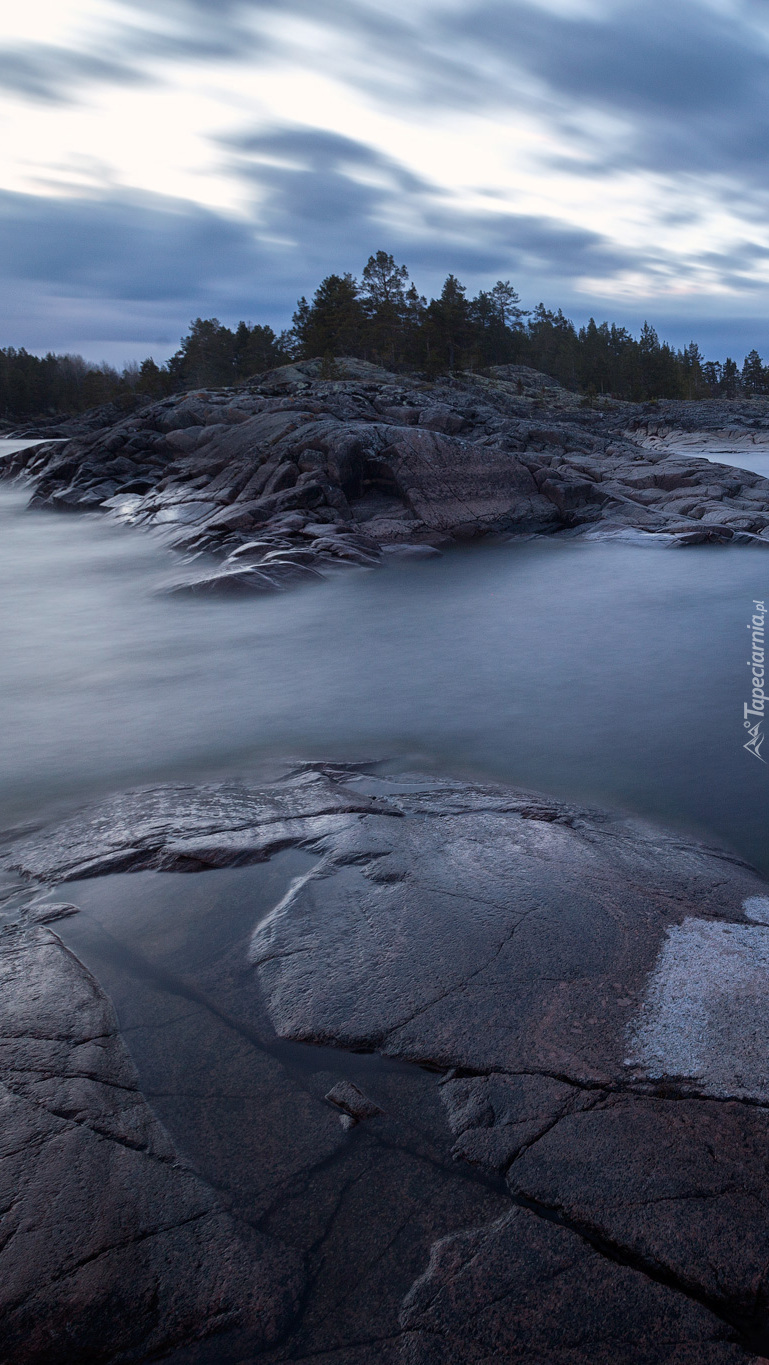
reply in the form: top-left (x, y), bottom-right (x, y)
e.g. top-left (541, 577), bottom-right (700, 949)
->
top-left (3, 251), bottom-right (769, 415)
top-left (723, 356), bottom-right (740, 399)
top-left (742, 349), bottom-right (766, 395)
top-left (427, 275), bottom-right (472, 371)
top-left (360, 251), bottom-right (410, 363)
top-left (470, 281), bottom-right (525, 365)
top-left (292, 274), bottom-right (366, 358)
top-left (168, 318), bottom-right (235, 388)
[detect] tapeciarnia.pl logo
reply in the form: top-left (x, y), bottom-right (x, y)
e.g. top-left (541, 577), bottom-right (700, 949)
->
top-left (744, 599), bottom-right (767, 762)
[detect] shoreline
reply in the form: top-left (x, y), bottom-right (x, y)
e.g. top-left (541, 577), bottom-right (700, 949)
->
top-left (3, 359), bottom-right (769, 601)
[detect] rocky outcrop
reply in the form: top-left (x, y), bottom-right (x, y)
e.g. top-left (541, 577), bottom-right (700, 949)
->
top-left (623, 396), bottom-right (769, 439)
top-left (3, 764), bottom-right (769, 1361)
top-left (4, 360), bottom-right (769, 595)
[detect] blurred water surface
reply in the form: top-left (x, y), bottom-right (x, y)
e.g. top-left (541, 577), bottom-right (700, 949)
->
top-left (0, 458), bottom-right (767, 873)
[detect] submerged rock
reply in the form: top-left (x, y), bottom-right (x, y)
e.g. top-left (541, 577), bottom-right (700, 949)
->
top-left (324, 1079), bottom-right (386, 1126)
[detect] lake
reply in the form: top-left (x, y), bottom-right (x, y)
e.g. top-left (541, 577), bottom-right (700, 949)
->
top-left (1, 437), bottom-right (767, 875)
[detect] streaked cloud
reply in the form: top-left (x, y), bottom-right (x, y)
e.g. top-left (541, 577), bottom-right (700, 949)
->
top-left (2, 0), bottom-right (769, 359)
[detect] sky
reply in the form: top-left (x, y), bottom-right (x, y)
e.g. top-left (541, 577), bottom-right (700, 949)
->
top-left (3, 0), bottom-right (769, 364)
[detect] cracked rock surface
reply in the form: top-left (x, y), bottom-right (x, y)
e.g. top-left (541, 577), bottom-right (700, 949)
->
top-left (3, 762), bottom-right (769, 1361)
top-left (5, 359), bottom-right (769, 596)
top-left (399, 1206), bottom-right (751, 1365)
top-left (0, 922), bottom-right (303, 1364)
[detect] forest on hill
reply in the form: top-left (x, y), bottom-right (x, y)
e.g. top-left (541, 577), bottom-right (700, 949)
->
top-left (2, 251), bottom-right (766, 419)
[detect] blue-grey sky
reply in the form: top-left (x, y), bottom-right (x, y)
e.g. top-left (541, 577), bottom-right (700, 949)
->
top-left (3, 0), bottom-right (769, 363)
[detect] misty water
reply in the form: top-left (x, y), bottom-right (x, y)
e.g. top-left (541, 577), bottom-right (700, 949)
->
top-left (713, 450), bottom-right (769, 479)
top-left (662, 443), bottom-right (769, 480)
top-left (1, 439), bottom-right (768, 876)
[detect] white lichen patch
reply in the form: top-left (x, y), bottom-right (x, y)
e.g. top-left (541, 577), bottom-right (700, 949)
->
top-left (625, 916), bottom-right (769, 1101)
top-left (742, 896), bottom-right (769, 925)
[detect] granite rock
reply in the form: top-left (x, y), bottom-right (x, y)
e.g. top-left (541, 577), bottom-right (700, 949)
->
top-left (5, 764), bottom-right (769, 1360)
top-left (6, 361), bottom-right (769, 594)
top-left (0, 924), bottom-right (303, 1364)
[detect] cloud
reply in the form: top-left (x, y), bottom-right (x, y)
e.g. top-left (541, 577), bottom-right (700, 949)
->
top-left (443, 0), bottom-right (769, 178)
top-left (0, 45), bottom-right (149, 105)
top-left (221, 123), bottom-right (637, 289)
top-left (224, 126), bottom-right (432, 233)
top-left (477, 0), bottom-right (761, 117)
top-left (0, 165), bottom-right (637, 359)
top-left (4, 0), bottom-right (769, 358)
top-left (0, 1), bottom-right (271, 108)
top-left (0, 189), bottom-right (264, 302)
top-left (0, 0), bottom-right (485, 114)
top-left (4, 177), bottom-right (769, 366)
top-left (0, 188), bottom-right (290, 356)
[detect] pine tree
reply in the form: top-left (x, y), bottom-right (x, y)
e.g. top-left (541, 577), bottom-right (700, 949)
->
top-left (680, 342), bottom-right (705, 400)
top-left (136, 358), bottom-right (170, 399)
top-left (232, 321), bottom-right (287, 378)
top-left (168, 318), bottom-right (236, 388)
top-left (742, 349), bottom-right (765, 395)
top-left (402, 284), bottom-right (428, 367)
top-left (291, 274), bottom-right (366, 358)
top-left (360, 251), bottom-right (409, 310)
top-left (702, 361), bottom-right (722, 395)
top-left (360, 251), bottom-right (409, 363)
top-left (526, 306), bottom-right (579, 389)
top-left (427, 275), bottom-right (472, 371)
top-left (470, 280), bottom-right (525, 366)
top-left (723, 356), bottom-right (740, 399)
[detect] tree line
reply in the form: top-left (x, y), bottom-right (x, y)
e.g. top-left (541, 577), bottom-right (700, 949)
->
top-left (2, 250), bottom-right (768, 419)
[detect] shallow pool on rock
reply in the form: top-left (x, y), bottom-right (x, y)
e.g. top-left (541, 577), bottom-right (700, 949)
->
top-left (53, 859), bottom-right (509, 1363)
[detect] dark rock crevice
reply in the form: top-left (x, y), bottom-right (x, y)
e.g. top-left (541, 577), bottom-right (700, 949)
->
top-left (506, 1187), bottom-right (769, 1356)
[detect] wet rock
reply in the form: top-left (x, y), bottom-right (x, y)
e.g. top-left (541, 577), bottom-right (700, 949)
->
top-left (506, 1095), bottom-right (769, 1316)
top-left (164, 564), bottom-right (286, 595)
top-left (324, 1080), bottom-right (385, 1126)
top-left (0, 924), bottom-right (303, 1364)
top-left (5, 765), bottom-right (769, 1361)
top-left (381, 544), bottom-right (443, 560)
top-left (399, 1206), bottom-right (751, 1364)
top-left (245, 784), bottom-right (767, 1079)
top-left (8, 360), bottom-right (769, 595)
top-left (28, 901), bottom-right (80, 924)
top-left (440, 1072), bottom-right (589, 1171)
top-left (5, 769), bottom-right (390, 882)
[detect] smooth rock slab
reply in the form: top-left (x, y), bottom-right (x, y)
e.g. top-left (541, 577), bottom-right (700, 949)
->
top-left (245, 782), bottom-right (768, 1082)
top-left (6, 764), bottom-right (769, 1361)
